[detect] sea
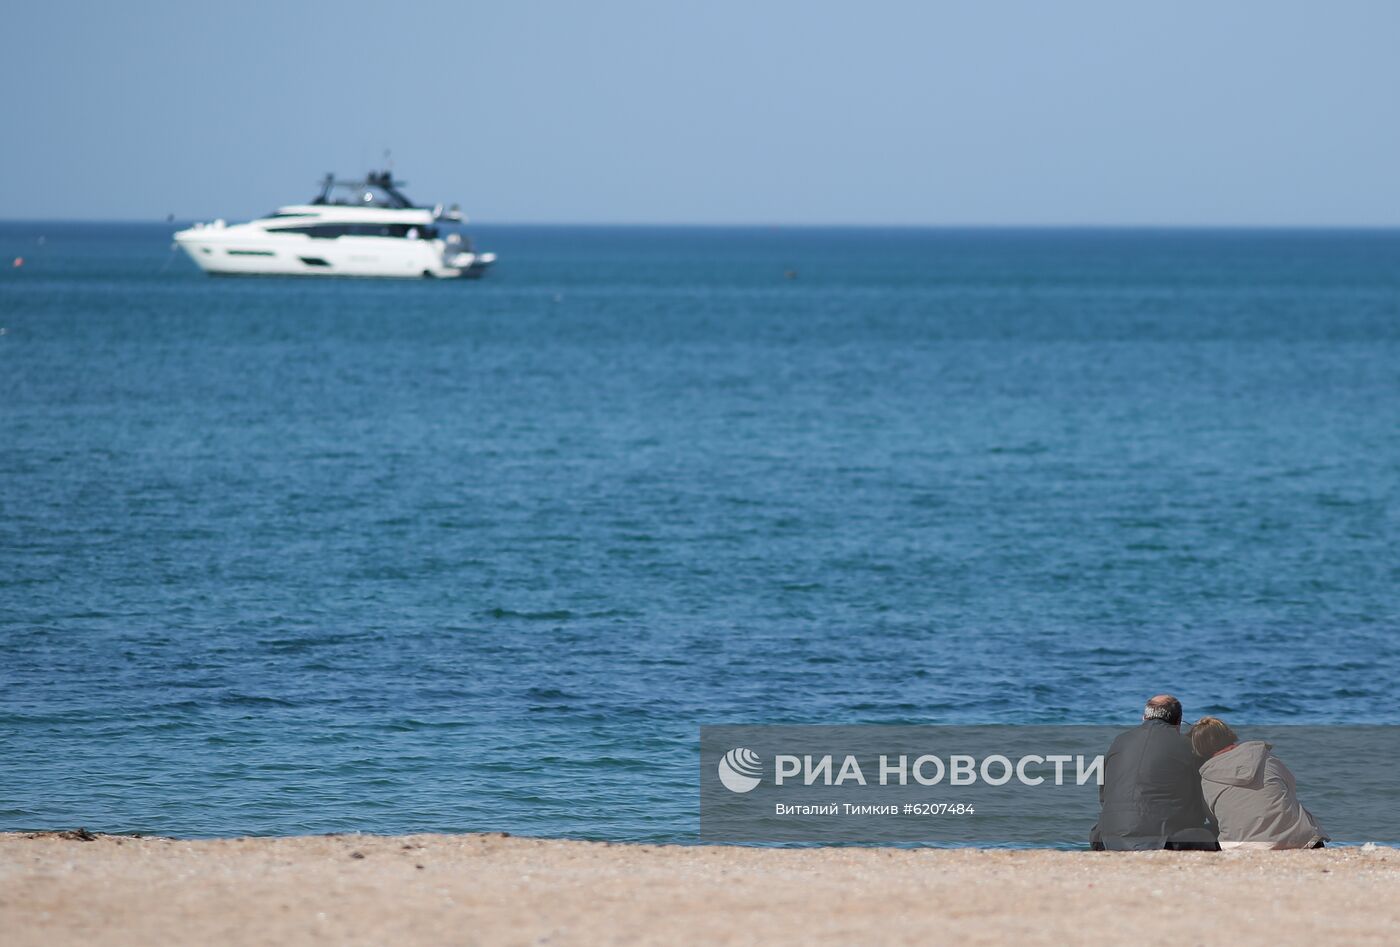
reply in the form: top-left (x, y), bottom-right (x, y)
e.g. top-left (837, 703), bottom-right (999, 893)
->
top-left (2, 222), bottom-right (1398, 844)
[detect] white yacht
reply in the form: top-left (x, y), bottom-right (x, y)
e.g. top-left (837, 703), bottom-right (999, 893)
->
top-left (174, 171), bottom-right (496, 279)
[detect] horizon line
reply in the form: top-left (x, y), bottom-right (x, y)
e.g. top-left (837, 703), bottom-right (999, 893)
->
top-left (4, 216), bottom-right (1400, 232)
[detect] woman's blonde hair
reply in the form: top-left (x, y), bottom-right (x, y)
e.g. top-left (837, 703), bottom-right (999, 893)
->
top-left (1189, 716), bottom-right (1238, 758)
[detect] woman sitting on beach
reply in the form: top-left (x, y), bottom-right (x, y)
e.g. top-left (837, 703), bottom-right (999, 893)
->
top-left (1189, 716), bottom-right (1327, 850)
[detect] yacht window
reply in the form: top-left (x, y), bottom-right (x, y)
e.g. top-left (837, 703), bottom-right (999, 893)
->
top-left (266, 223), bottom-right (420, 239)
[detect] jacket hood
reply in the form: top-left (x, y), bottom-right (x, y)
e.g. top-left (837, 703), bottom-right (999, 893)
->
top-left (1199, 740), bottom-right (1271, 786)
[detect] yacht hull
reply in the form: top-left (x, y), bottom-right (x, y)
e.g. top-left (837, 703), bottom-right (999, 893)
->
top-left (174, 229), bottom-right (493, 279)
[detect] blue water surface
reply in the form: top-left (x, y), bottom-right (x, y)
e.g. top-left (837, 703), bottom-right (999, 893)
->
top-left (1, 222), bottom-right (1398, 841)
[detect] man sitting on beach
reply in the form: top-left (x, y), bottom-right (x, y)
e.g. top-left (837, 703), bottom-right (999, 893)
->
top-left (1089, 694), bottom-right (1218, 851)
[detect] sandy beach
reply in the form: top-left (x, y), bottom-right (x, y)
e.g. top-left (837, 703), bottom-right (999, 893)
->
top-left (2, 832), bottom-right (1396, 946)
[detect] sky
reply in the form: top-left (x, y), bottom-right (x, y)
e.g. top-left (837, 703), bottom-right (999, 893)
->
top-left (4, 0), bottom-right (1400, 225)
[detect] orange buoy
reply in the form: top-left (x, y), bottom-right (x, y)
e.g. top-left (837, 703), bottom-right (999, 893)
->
top-left (12, 257), bottom-right (22, 268)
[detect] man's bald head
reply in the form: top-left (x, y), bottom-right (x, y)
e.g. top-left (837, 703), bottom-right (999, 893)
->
top-left (1143, 694), bottom-right (1183, 727)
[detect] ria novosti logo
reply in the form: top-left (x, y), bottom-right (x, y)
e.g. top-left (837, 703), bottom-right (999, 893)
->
top-left (717, 747), bottom-right (763, 793)
top-left (715, 745), bottom-right (1106, 793)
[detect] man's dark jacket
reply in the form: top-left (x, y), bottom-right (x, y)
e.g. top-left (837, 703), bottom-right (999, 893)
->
top-left (1093, 719), bottom-right (1216, 850)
